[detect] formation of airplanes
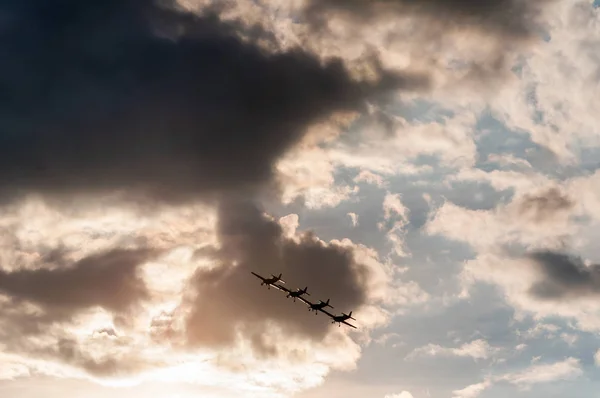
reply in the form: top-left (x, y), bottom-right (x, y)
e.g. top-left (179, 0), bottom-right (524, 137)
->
top-left (251, 272), bottom-right (357, 329)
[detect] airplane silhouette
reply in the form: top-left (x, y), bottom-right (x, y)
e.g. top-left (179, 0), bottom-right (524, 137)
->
top-left (251, 271), bottom-right (357, 328)
top-left (286, 286), bottom-right (310, 301)
top-left (298, 297), bottom-right (334, 314)
top-left (321, 309), bottom-right (357, 328)
top-left (251, 272), bottom-right (286, 291)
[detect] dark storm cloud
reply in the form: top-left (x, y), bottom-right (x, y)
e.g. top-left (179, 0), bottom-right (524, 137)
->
top-left (302, 0), bottom-right (550, 39)
top-left (185, 200), bottom-right (376, 352)
top-left (517, 188), bottom-right (574, 223)
top-left (0, 0), bottom-right (427, 205)
top-left (528, 251), bottom-right (600, 300)
top-left (0, 248), bottom-right (155, 317)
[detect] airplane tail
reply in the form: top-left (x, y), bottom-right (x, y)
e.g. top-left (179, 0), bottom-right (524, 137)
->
top-left (303, 287), bottom-right (310, 296)
top-left (325, 299), bottom-right (333, 308)
top-left (348, 311), bottom-right (356, 320)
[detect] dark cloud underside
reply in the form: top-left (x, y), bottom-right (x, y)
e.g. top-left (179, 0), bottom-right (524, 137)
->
top-left (528, 251), bottom-right (600, 300)
top-left (0, 248), bottom-right (155, 315)
top-left (0, 0), bottom-right (425, 205)
top-left (185, 200), bottom-right (374, 353)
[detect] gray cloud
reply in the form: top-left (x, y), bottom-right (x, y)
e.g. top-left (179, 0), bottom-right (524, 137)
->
top-left (53, 337), bottom-right (156, 378)
top-left (528, 251), bottom-right (600, 300)
top-left (0, 0), bottom-right (427, 206)
top-left (0, 248), bottom-right (158, 378)
top-left (0, 248), bottom-right (156, 319)
top-left (518, 188), bottom-right (574, 223)
top-left (185, 200), bottom-right (376, 353)
top-left (299, 0), bottom-right (551, 85)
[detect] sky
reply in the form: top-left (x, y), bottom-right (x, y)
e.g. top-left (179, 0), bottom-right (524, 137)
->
top-left (1, 0), bottom-right (600, 397)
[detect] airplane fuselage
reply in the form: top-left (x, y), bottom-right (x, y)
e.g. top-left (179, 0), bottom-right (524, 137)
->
top-left (262, 277), bottom-right (279, 285)
top-left (310, 303), bottom-right (326, 310)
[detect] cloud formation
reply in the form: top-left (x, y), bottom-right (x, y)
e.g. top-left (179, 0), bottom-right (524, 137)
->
top-left (0, 0), bottom-right (426, 205)
top-left (0, 198), bottom-right (397, 390)
top-left (528, 251), bottom-right (600, 300)
top-left (518, 188), bottom-right (574, 223)
top-left (0, 247), bottom-right (160, 378)
top-left (185, 200), bottom-right (395, 351)
top-left (407, 339), bottom-right (497, 361)
top-left (303, 0), bottom-right (549, 40)
top-left (452, 357), bottom-right (582, 398)
top-left (0, 248), bottom-right (155, 321)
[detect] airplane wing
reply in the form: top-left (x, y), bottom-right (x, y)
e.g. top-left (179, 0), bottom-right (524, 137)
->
top-left (319, 308), bottom-right (336, 318)
top-left (272, 283), bottom-right (291, 293)
top-left (251, 272), bottom-right (266, 281)
top-left (298, 296), bottom-right (314, 307)
top-left (341, 320), bottom-right (357, 329)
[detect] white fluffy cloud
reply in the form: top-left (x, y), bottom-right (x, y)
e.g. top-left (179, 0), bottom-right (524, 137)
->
top-left (500, 357), bottom-right (582, 386)
top-left (407, 339), bottom-right (498, 361)
top-left (488, 1), bottom-right (600, 162)
top-left (384, 392), bottom-right (415, 398)
top-left (453, 357), bottom-right (582, 398)
top-left (452, 381), bottom-right (492, 398)
top-left (379, 193), bottom-right (411, 258)
top-left (425, 193), bottom-right (577, 253)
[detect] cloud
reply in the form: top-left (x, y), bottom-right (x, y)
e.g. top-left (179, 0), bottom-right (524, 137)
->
top-left (302, 0), bottom-right (549, 41)
top-left (426, 199), bottom-right (574, 253)
top-left (348, 212), bottom-right (359, 227)
top-left (374, 332), bottom-right (403, 348)
top-left (517, 188), bottom-right (574, 223)
top-left (527, 251), bottom-right (600, 300)
top-left (276, 142), bottom-right (360, 209)
top-left (500, 357), bottom-right (582, 385)
top-left (407, 339), bottom-right (497, 361)
top-left (487, 0), bottom-right (600, 161)
top-left (0, 197), bottom-right (409, 393)
top-left (0, 248), bottom-right (155, 321)
top-left (453, 357), bottom-right (582, 398)
top-left (0, 247), bottom-right (162, 378)
top-left (184, 200), bottom-right (413, 349)
top-left (459, 251), bottom-right (600, 331)
top-left (384, 392), bottom-right (414, 398)
top-left (452, 380), bottom-right (492, 398)
top-left (560, 333), bottom-right (578, 346)
top-left (520, 322), bottom-right (560, 339)
top-left (378, 193), bottom-right (410, 258)
top-left (0, 0), bottom-right (426, 206)
top-left (382, 194), bottom-right (409, 222)
top-left (354, 170), bottom-right (387, 187)
top-left (296, 0), bottom-right (554, 91)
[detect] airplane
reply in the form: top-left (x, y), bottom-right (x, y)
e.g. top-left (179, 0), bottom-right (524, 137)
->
top-left (286, 286), bottom-right (310, 301)
top-left (326, 311), bottom-right (357, 329)
top-left (251, 272), bottom-right (286, 291)
top-left (299, 297), bottom-right (334, 314)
